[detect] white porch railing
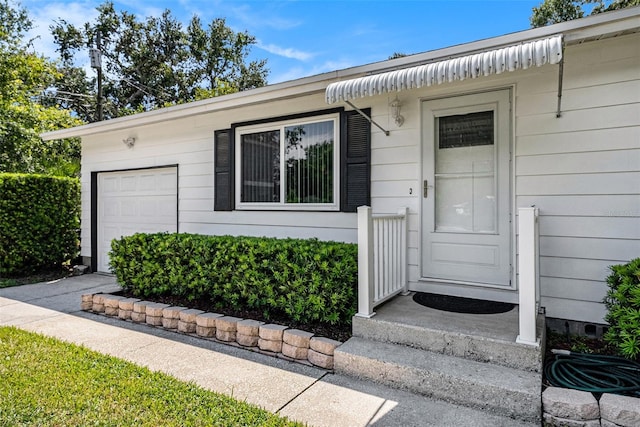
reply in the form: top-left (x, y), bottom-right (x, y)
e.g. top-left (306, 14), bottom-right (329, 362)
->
top-left (357, 206), bottom-right (408, 318)
top-left (516, 207), bottom-right (541, 347)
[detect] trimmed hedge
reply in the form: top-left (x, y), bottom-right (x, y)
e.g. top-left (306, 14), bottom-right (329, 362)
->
top-left (0, 174), bottom-right (80, 275)
top-left (604, 258), bottom-right (640, 360)
top-left (110, 233), bottom-right (358, 325)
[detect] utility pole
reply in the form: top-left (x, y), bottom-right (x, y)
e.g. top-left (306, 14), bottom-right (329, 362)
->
top-left (89, 32), bottom-right (103, 122)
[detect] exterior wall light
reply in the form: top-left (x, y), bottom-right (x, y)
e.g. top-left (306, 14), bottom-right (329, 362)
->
top-left (390, 96), bottom-right (404, 127)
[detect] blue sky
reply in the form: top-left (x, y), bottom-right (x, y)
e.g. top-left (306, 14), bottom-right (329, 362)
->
top-left (22, 0), bottom-right (543, 84)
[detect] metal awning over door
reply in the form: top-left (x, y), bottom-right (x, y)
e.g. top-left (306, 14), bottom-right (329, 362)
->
top-left (325, 35), bottom-right (563, 104)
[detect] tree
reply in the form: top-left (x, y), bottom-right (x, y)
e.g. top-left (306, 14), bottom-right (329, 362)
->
top-left (50, 1), bottom-right (268, 121)
top-left (531, 0), bottom-right (640, 27)
top-left (0, 0), bottom-right (81, 176)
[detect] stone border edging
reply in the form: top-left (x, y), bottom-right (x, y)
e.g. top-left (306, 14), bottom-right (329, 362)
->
top-left (82, 293), bottom-right (342, 370)
top-left (543, 386), bottom-right (640, 426)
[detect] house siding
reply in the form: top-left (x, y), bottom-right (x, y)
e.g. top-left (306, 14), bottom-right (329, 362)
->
top-left (80, 93), bottom-right (359, 265)
top-left (514, 33), bottom-right (640, 323)
top-left (79, 30), bottom-right (639, 325)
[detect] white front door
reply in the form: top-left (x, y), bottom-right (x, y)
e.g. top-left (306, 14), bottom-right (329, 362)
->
top-left (421, 90), bottom-right (511, 288)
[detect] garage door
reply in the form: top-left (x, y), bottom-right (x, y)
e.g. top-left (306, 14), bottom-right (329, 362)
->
top-left (97, 167), bottom-right (178, 272)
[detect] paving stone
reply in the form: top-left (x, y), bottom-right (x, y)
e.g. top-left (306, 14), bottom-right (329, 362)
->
top-left (196, 325), bottom-right (215, 337)
top-left (103, 295), bottom-right (125, 308)
top-left (308, 349), bottom-right (334, 369)
top-left (178, 309), bottom-right (204, 323)
top-left (146, 315), bottom-right (163, 326)
top-left (195, 312), bottom-right (222, 327)
top-left (259, 324), bottom-right (288, 341)
top-left (162, 318), bottom-right (179, 329)
top-left (237, 319), bottom-right (264, 336)
top-left (600, 420), bottom-right (618, 427)
top-left (237, 333), bottom-right (259, 347)
top-left (258, 337), bottom-right (283, 353)
top-left (283, 329), bottom-right (314, 348)
top-left (282, 342), bottom-right (309, 360)
top-left (162, 306), bottom-right (187, 319)
top-left (104, 306), bottom-right (119, 316)
top-left (543, 387), bottom-right (600, 420)
top-left (118, 309), bottom-right (132, 320)
top-left (177, 309), bottom-right (203, 334)
top-left (216, 316), bottom-right (241, 332)
top-left (216, 329), bottom-right (237, 342)
top-left (543, 413), bottom-right (602, 427)
top-left (132, 301), bottom-right (151, 313)
top-left (161, 306), bottom-right (186, 329)
top-left (130, 311), bottom-right (146, 323)
top-left (600, 393), bottom-right (640, 427)
top-left (177, 321), bottom-right (194, 333)
top-left (310, 336), bottom-right (342, 355)
top-left (118, 298), bottom-right (140, 311)
top-left (103, 295), bottom-right (124, 316)
top-left (143, 303), bottom-right (169, 317)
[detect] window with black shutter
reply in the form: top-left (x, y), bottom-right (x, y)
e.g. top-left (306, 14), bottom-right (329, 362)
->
top-left (213, 107), bottom-right (371, 212)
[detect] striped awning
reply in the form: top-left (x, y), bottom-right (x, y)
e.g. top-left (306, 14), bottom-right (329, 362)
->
top-left (325, 35), bottom-right (563, 104)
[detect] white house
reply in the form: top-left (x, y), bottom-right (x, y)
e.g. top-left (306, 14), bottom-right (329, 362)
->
top-left (43, 8), bottom-right (640, 334)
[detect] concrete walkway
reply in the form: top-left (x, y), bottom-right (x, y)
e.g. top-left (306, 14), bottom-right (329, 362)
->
top-left (0, 274), bottom-right (535, 427)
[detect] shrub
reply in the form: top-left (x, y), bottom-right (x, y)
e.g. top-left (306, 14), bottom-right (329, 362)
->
top-left (0, 174), bottom-right (80, 275)
top-left (603, 258), bottom-right (640, 360)
top-left (110, 233), bottom-right (358, 325)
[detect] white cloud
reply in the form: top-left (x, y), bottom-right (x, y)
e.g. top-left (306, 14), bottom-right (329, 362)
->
top-left (256, 41), bottom-right (314, 61)
top-left (23, 1), bottom-right (99, 61)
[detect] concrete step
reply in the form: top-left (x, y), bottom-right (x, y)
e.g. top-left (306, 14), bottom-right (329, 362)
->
top-left (334, 337), bottom-right (542, 424)
top-left (352, 310), bottom-right (545, 372)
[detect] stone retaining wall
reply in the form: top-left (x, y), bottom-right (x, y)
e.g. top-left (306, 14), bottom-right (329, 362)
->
top-left (543, 387), bottom-right (640, 427)
top-left (81, 293), bottom-right (341, 370)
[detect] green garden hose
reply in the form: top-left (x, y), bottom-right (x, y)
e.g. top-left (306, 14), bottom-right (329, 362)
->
top-left (545, 349), bottom-right (640, 397)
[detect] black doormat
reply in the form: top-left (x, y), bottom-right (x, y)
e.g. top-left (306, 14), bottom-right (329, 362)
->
top-left (412, 292), bottom-right (515, 315)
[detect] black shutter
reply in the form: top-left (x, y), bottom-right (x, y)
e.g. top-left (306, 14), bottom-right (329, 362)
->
top-left (341, 109), bottom-right (371, 212)
top-left (214, 129), bottom-right (233, 211)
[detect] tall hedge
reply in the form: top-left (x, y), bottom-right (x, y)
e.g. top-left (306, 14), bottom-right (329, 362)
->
top-left (0, 173), bottom-right (80, 275)
top-left (110, 233), bottom-right (358, 325)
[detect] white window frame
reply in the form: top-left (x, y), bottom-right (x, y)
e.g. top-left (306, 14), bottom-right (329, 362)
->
top-left (235, 113), bottom-right (340, 211)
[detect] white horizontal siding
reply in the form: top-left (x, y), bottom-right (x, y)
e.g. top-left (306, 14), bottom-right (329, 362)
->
top-left (517, 127), bottom-right (640, 156)
top-left (515, 32), bottom-right (640, 323)
top-left (78, 30), bottom-right (638, 325)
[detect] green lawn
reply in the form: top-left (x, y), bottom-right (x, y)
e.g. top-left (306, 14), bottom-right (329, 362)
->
top-left (0, 327), bottom-right (302, 426)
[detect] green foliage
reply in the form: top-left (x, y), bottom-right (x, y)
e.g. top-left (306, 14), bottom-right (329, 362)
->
top-left (110, 233), bottom-right (358, 325)
top-left (0, 0), bottom-right (82, 176)
top-left (0, 173), bottom-right (80, 275)
top-left (0, 326), bottom-right (301, 426)
top-left (530, 0), bottom-right (640, 27)
top-left (49, 1), bottom-right (268, 121)
top-left (603, 258), bottom-right (640, 360)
